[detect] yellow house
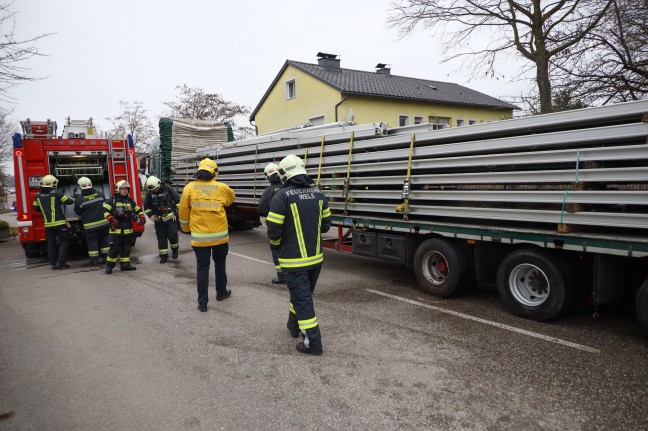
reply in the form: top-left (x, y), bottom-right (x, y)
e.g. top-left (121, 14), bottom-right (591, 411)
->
top-left (250, 53), bottom-right (517, 135)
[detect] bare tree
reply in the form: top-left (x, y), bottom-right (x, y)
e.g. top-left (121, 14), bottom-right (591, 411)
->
top-left (553, 0), bottom-right (648, 105)
top-left (388, 0), bottom-right (613, 114)
top-left (105, 101), bottom-right (155, 154)
top-left (0, 1), bottom-right (53, 102)
top-left (164, 84), bottom-right (253, 139)
top-left (0, 107), bottom-right (15, 180)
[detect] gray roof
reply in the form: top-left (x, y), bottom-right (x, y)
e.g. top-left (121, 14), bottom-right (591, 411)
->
top-left (251, 60), bottom-right (517, 120)
top-left (291, 60), bottom-right (517, 108)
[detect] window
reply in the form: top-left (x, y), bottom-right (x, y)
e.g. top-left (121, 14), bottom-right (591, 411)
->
top-left (308, 115), bottom-right (325, 126)
top-left (286, 79), bottom-right (296, 100)
top-left (456, 119), bottom-right (465, 127)
top-left (414, 116), bottom-right (424, 125)
top-left (428, 116), bottom-right (450, 130)
top-left (398, 115), bottom-right (410, 127)
top-left (468, 119), bottom-right (477, 125)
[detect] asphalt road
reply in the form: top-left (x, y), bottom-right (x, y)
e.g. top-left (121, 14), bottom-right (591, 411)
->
top-left (0, 220), bottom-right (647, 430)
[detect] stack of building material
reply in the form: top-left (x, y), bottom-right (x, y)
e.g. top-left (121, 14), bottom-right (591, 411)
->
top-left (173, 101), bottom-right (648, 237)
top-left (158, 118), bottom-right (232, 182)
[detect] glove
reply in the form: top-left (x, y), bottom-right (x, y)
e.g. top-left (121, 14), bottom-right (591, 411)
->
top-left (138, 214), bottom-right (146, 226)
top-left (107, 215), bottom-right (119, 229)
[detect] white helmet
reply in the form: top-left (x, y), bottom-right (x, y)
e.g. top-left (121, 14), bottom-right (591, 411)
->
top-left (115, 180), bottom-right (131, 193)
top-left (77, 176), bottom-right (93, 189)
top-left (263, 162), bottom-right (279, 180)
top-left (41, 175), bottom-right (58, 188)
top-left (145, 175), bottom-right (161, 191)
top-left (278, 154), bottom-right (307, 182)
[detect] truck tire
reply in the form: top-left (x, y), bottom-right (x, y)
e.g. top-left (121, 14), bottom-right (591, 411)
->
top-left (413, 238), bottom-right (472, 297)
top-left (636, 279), bottom-right (648, 336)
top-left (23, 245), bottom-right (43, 258)
top-left (496, 248), bottom-right (573, 321)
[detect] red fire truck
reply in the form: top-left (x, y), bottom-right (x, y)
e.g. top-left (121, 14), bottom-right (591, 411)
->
top-left (12, 118), bottom-right (145, 258)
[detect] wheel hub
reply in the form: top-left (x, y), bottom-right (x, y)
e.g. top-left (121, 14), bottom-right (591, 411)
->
top-left (508, 263), bottom-right (550, 307)
top-left (422, 251), bottom-right (448, 286)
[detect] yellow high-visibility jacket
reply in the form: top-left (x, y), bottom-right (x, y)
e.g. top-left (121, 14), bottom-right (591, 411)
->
top-left (179, 178), bottom-right (235, 247)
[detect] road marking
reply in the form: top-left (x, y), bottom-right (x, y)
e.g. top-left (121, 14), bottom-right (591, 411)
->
top-left (367, 289), bottom-right (600, 354)
top-left (229, 251), bottom-right (274, 266)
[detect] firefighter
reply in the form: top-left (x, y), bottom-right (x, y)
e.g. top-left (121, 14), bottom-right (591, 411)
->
top-left (103, 180), bottom-right (145, 274)
top-left (258, 162), bottom-right (286, 284)
top-left (144, 175), bottom-right (180, 263)
top-left (74, 177), bottom-right (110, 267)
top-left (179, 158), bottom-right (235, 312)
top-left (266, 154), bottom-right (331, 355)
top-left (33, 174), bottom-right (75, 270)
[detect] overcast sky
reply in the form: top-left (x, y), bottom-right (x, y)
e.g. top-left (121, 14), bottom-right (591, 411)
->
top-left (11, 0), bottom-right (530, 133)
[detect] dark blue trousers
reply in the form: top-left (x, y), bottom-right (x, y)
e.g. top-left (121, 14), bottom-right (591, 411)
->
top-left (287, 266), bottom-right (322, 350)
top-left (45, 225), bottom-right (70, 267)
top-left (193, 243), bottom-right (228, 305)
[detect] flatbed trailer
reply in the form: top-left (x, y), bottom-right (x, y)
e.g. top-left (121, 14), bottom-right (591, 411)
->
top-left (178, 101), bottom-right (648, 334)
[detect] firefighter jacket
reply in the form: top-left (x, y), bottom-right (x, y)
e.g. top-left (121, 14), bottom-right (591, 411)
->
top-left (179, 178), bottom-right (235, 247)
top-left (266, 177), bottom-right (331, 272)
top-left (103, 194), bottom-right (144, 235)
top-left (74, 188), bottom-right (109, 231)
top-left (259, 175), bottom-right (282, 217)
top-left (33, 187), bottom-right (74, 228)
top-left (144, 184), bottom-right (180, 222)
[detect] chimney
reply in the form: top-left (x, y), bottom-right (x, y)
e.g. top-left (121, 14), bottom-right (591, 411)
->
top-left (317, 52), bottom-right (340, 71)
top-left (375, 63), bottom-right (391, 76)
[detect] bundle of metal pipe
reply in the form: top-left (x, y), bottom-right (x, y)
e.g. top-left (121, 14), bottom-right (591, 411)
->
top-left (172, 100), bottom-right (648, 236)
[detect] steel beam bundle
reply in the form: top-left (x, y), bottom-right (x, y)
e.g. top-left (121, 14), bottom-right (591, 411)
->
top-left (172, 100), bottom-right (648, 236)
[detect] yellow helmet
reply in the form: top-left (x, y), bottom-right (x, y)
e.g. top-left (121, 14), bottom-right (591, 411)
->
top-left (77, 176), bottom-right (93, 189)
top-left (264, 162), bottom-right (279, 179)
top-left (279, 154), bottom-right (307, 182)
top-left (41, 174), bottom-right (58, 187)
top-left (145, 175), bottom-right (161, 191)
top-left (115, 180), bottom-right (131, 193)
top-left (197, 158), bottom-right (218, 176)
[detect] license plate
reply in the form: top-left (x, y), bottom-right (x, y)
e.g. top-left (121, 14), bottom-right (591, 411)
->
top-left (343, 217), bottom-right (353, 226)
top-left (28, 176), bottom-right (42, 188)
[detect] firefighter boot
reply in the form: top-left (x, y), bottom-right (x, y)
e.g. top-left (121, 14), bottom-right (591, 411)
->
top-left (105, 264), bottom-right (115, 274)
top-left (160, 256), bottom-right (168, 264)
top-left (120, 265), bottom-right (137, 271)
top-left (272, 271), bottom-right (287, 284)
top-left (172, 247), bottom-right (179, 259)
top-left (287, 311), bottom-right (300, 338)
top-left (296, 342), bottom-right (323, 356)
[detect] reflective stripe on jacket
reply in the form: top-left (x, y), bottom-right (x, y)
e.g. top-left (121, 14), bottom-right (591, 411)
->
top-left (266, 183), bottom-right (331, 272)
top-left (103, 194), bottom-right (143, 235)
top-left (179, 178), bottom-right (235, 247)
top-left (33, 188), bottom-right (74, 228)
top-left (74, 188), bottom-right (109, 231)
top-left (144, 184), bottom-right (180, 221)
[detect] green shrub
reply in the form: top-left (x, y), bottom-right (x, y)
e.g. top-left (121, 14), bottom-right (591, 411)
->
top-left (0, 220), bottom-right (8, 230)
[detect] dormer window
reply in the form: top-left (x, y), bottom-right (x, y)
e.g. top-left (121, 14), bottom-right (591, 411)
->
top-left (286, 79), bottom-right (296, 100)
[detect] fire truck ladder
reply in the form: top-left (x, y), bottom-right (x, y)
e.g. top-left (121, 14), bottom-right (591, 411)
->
top-left (108, 138), bottom-right (129, 188)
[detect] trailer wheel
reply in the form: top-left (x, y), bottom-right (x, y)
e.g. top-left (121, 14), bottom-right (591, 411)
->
top-left (497, 248), bottom-right (573, 321)
top-left (413, 238), bottom-right (472, 297)
top-left (636, 279), bottom-right (648, 336)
